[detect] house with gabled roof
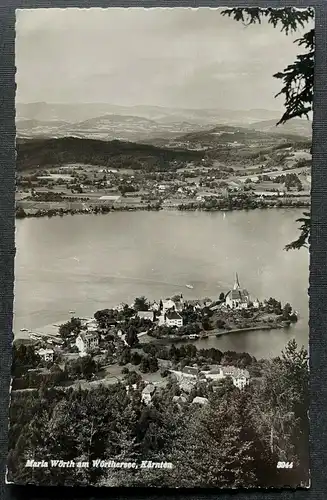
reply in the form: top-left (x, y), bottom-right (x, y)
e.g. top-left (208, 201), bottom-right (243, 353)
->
top-left (141, 384), bottom-right (156, 405)
top-left (76, 331), bottom-right (99, 354)
top-left (165, 310), bottom-right (183, 327)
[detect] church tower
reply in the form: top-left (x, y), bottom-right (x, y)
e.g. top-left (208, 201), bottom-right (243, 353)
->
top-left (233, 273), bottom-right (241, 290)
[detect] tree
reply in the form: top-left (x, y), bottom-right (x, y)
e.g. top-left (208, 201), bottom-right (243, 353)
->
top-left (148, 356), bottom-right (159, 373)
top-left (140, 356), bottom-right (150, 373)
top-left (15, 206), bottom-right (27, 218)
top-left (249, 340), bottom-right (309, 485)
top-left (201, 318), bottom-right (212, 331)
top-left (126, 326), bottom-right (139, 347)
top-left (118, 347), bottom-right (131, 366)
top-left (94, 309), bottom-right (117, 329)
top-left (222, 7), bottom-right (313, 250)
top-left (58, 317), bottom-right (82, 340)
top-left (216, 319), bottom-right (226, 329)
top-left (65, 355), bottom-right (97, 381)
top-left (168, 392), bottom-right (275, 488)
top-left (282, 302), bottom-right (293, 319)
top-left (131, 351), bottom-right (142, 365)
top-left (133, 296), bottom-right (149, 311)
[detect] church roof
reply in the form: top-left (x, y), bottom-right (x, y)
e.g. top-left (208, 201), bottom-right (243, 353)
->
top-left (230, 289), bottom-right (249, 301)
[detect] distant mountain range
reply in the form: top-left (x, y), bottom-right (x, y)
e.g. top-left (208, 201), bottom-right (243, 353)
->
top-left (16, 103), bottom-right (312, 143)
top-left (16, 115), bottom-right (213, 143)
top-left (249, 119), bottom-right (312, 138)
top-left (16, 102), bottom-right (284, 124)
top-left (148, 124), bottom-right (311, 151)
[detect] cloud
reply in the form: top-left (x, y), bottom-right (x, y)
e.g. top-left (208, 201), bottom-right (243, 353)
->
top-left (15, 7), bottom-right (312, 110)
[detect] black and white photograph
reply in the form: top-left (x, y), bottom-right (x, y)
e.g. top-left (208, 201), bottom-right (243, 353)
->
top-left (8, 7), bottom-right (313, 489)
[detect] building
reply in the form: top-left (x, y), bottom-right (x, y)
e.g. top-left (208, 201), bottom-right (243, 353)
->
top-left (162, 296), bottom-right (184, 313)
top-left (165, 310), bottom-right (183, 327)
top-left (225, 274), bottom-right (250, 309)
top-left (182, 366), bottom-right (199, 378)
top-left (220, 366), bottom-right (250, 390)
top-left (180, 379), bottom-right (196, 393)
top-left (252, 298), bottom-right (260, 309)
top-left (141, 384), bottom-right (156, 405)
top-left (201, 365), bottom-right (250, 390)
top-left (162, 299), bottom-right (177, 314)
top-left (172, 395), bottom-right (187, 404)
top-left (76, 332), bottom-right (99, 354)
top-left (137, 310), bottom-right (155, 322)
top-left (170, 366), bottom-right (199, 383)
top-left (192, 396), bottom-right (209, 406)
top-left (37, 348), bottom-right (54, 362)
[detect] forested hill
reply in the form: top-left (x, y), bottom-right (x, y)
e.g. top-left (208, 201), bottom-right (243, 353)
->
top-left (16, 137), bottom-right (202, 171)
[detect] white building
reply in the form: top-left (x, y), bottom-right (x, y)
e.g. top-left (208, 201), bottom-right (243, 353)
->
top-left (165, 310), bottom-right (183, 327)
top-left (225, 274), bottom-right (250, 310)
top-left (76, 332), bottom-right (99, 354)
top-left (137, 310), bottom-right (155, 322)
top-left (252, 298), bottom-right (260, 309)
top-left (221, 366), bottom-right (249, 389)
top-left (201, 365), bottom-right (250, 390)
top-left (192, 396), bottom-right (209, 406)
top-left (141, 384), bottom-right (156, 405)
top-left (37, 348), bottom-right (54, 362)
top-left (162, 299), bottom-right (177, 314)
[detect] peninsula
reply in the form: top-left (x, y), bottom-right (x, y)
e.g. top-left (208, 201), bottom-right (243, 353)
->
top-left (13, 275), bottom-right (298, 394)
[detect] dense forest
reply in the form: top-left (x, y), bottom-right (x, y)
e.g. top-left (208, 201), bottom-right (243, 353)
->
top-left (7, 340), bottom-right (309, 488)
top-left (16, 137), bottom-right (202, 172)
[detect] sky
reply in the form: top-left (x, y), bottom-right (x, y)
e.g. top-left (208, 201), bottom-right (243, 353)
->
top-left (15, 8), bottom-right (312, 111)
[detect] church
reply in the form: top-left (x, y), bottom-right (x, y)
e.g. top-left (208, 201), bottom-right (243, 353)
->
top-left (225, 274), bottom-right (250, 310)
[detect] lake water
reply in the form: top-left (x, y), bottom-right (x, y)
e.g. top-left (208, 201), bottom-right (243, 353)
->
top-left (14, 209), bottom-right (309, 359)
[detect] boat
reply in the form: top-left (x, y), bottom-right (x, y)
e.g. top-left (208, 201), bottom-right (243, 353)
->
top-left (20, 328), bottom-right (28, 332)
top-left (69, 311), bottom-right (75, 314)
top-left (185, 284), bottom-right (194, 289)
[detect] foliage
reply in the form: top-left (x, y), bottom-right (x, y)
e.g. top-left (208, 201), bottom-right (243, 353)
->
top-left (285, 212), bottom-right (310, 250)
top-left (12, 343), bottom-right (40, 377)
top-left (125, 326), bottom-right (139, 348)
top-left (58, 317), bottom-right (82, 341)
top-left (16, 137), bottom-right (201, 172)
top-left (222, 8), bottom-right (313, 250)
top-left (65, 355), bottom-right (98, 381)
top-left (133, 296), bottom-right (150, 312)
top-left (8, 340), bottom-right (308, 487)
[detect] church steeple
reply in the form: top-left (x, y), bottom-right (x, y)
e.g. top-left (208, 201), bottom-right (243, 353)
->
top-left (233, 273), bottom-right (241, 290)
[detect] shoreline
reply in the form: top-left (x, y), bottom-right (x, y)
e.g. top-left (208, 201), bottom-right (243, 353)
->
top-left (15, 203), bottom-right (310, 220)
top-left (150, 323), bottom-right (287, 345)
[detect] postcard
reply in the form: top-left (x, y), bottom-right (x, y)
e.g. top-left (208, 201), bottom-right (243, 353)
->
top-left (8, 6), bottom-right (313, 488)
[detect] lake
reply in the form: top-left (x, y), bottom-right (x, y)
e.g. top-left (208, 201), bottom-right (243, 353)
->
top-left (14, 209), bottom-right (309, 359)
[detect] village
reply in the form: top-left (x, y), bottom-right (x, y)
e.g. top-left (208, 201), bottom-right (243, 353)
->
top-left (13, 275), bottom-right (298, 407)
top-left (15, 133), bottom-right (311, 218)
